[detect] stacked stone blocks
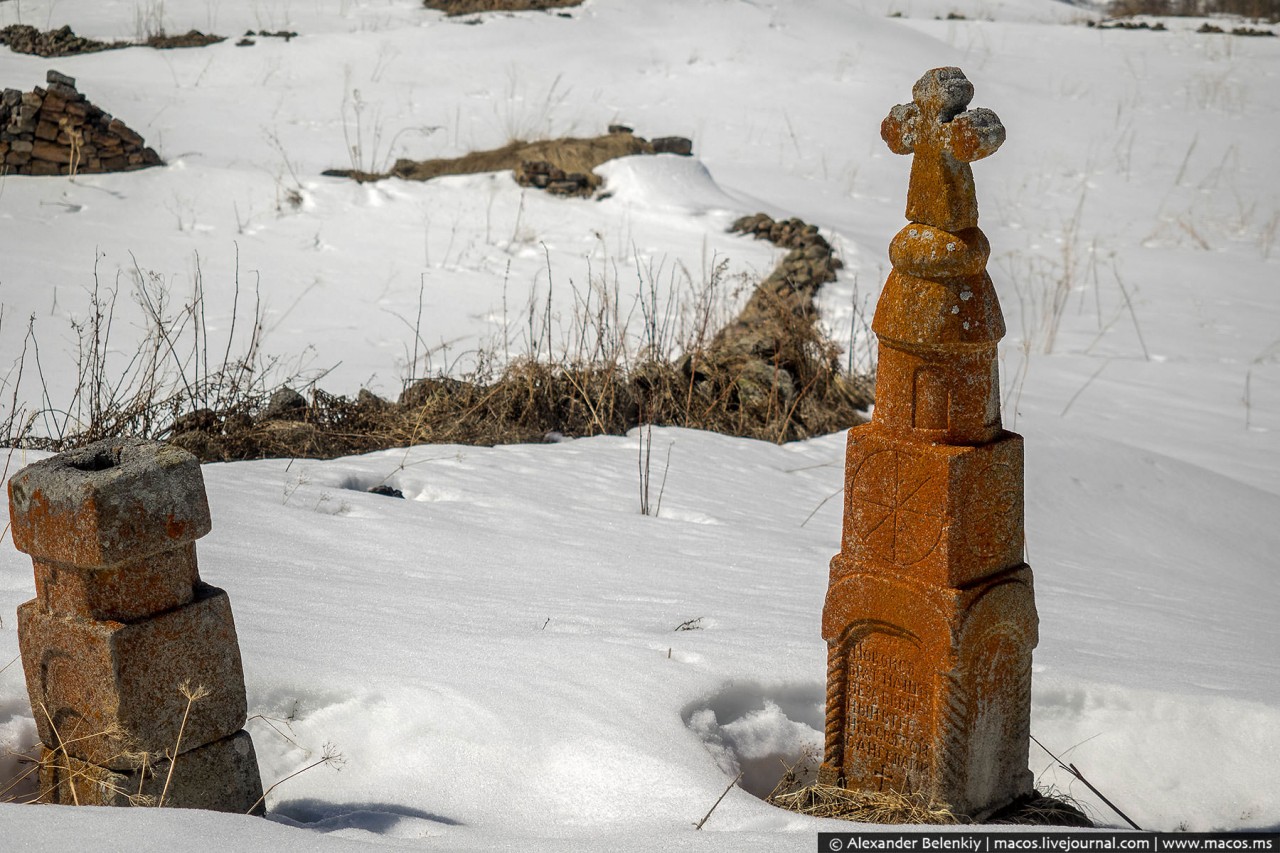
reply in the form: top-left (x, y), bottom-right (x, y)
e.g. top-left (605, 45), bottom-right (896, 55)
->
top-left (9, 438), bottom-right (263, 812)
top-left (1, 70), bottom-right (161, 176)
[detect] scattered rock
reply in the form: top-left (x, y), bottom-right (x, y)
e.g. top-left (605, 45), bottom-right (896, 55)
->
top-left (1087, 19), bottom-right (1167, 30)
top-left (367, 485), bottom-right (405, 499)
top-left (650, 136), bottom-right (694, 156)
top-left (255, 387), bottom-right (308, 423)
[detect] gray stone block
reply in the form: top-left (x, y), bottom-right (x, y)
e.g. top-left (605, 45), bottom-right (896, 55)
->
top-left (19, 585), bottom-right (248, 769)
top-left (39, 729), bottom-right (266, 814)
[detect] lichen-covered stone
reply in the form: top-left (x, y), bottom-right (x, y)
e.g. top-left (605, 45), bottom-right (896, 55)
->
top-left (39, 730), bottom-right (266, 814)
top-left (32, 543), bottom-right (200, 622)
top-left (820, 66), bottom-right (1036, 820)
top-left (8, 437), bottom-right (211, 568)
top-left (17, 584), bottom-right (248, 770)
top-left (880, 66), bottom-right (1005, 234)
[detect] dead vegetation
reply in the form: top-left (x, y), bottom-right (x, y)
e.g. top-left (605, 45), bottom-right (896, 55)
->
top-left (1107, 0), bottom-right (1279, 21)
top-left (1, 211), bottom-right (871, 461)
top-left (770, 783), bottom-right (963, 824)
top-left (762, 747), bottom-right (1092, 827)
top-left (767, 783), bottom-right (1091, 826)
top-left (324, 127), bottom-right (693, 196)
top-left (143, 30), bottom-right (225, 49)
top-left (423, 0), bottom-right (584, 16)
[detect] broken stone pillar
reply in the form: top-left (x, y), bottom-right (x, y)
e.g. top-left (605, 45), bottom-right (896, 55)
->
top-left (818, 67), bottom-right (1038, 820)
top-left (8, 438), bottom-right (265, 813)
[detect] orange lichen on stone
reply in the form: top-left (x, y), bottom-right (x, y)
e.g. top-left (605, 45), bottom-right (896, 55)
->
top-left (7, 438), bottom-right (264, 814)
top-left (17, 585), bottom-right (249, 769)
top-left (819, 67), bottom-right (1037, 820)
top-left (880, 66), bottom-right (1005, 234)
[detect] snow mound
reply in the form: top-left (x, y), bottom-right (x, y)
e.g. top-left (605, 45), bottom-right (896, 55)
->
top-left (596, 155), bottom-right (745, 216)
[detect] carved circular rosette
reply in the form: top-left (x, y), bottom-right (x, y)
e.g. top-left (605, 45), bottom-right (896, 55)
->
top-left (849, 449), bottom-right (944, 567)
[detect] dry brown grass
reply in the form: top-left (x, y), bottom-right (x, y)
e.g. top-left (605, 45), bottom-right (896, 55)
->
top-left (144, 30), bottom-right (226, 49)
top-left (167, 326), bottom-right (870, 462)
top-left (327, 130), bottom-right (658, 188)
top-left (770, 783), bottom-right (962, 825)
top-left (157, 210), bottom-right (869, 461)
top-left (4, 212), bottom-right (870, 461)
top-left (1109, 0), bottom-right (1279, 21)
top-left (423, 0), bottom-right (583, 15)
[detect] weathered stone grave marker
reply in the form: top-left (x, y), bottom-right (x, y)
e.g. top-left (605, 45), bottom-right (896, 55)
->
top-left (818, 67), bottom-right (1038, 819)
top-left (8, 438), bottom-right (264, 812)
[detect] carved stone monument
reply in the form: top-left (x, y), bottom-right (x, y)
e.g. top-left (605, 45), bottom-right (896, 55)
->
top-left (8, 438), bottom-right (264, 813)
top-left (818, 67), bottom-right (1038, 819)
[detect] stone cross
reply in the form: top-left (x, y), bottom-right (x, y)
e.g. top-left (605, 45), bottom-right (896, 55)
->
top-left (9, 439), bottom-right (264, 812)
top-left (881, 66), bottom-right (1005, 233)
top-left (818, 68), bottom-right (1037, 820)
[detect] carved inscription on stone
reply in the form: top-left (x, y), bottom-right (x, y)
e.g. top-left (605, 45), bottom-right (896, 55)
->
top-left (846, 632), bottom-right (932, 793)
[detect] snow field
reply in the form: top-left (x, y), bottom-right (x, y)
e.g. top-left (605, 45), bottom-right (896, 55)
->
top-left (0, 0), bottom-right (1278, 847)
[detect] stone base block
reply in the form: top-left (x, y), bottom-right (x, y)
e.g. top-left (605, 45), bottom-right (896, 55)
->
top-left (39, 729), bottom-right (265, 815)
top-left (18, 584), bottom-right (248, 769)
top-left (32, 543), bottom-right (200, 622)
top-left (821, 565), bottom-right (1038, 819)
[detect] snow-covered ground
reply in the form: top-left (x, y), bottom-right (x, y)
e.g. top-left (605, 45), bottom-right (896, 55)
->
top-left (2, 0), bottom-right (1278, 848)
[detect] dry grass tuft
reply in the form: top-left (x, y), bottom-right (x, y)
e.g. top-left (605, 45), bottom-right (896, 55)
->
top-left (986, 791), bottom-right (1094, 827)
top-left (1107, 0), bottom-right (1279, 22)
top-left (144, 30), bottom-right (226, 49)
top-left (769, 783), bottom-right (961, 825)
top-left (423, 0), bottom-right (584, 16)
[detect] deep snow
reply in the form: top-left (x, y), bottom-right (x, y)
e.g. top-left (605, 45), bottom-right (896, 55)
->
top-left (1, 0), bottom-right (1278, 848)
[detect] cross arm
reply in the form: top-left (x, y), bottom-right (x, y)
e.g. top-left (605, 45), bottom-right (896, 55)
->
top-left (945, 107), bottom-right (1005, 164)
top-left (881, 102), bottom-right (920, 156)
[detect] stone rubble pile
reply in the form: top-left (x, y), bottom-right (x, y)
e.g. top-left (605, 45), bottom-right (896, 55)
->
top-left (0, 24), bottom-right (123, 57)
top-left (1, 70), bottom-right (162, 176)
top-left (514, 159), bottom-right (593, 196)
top-left (729, 213), bottom-right (843, 295)
top-left (512, 127), bottom-right (694, 197)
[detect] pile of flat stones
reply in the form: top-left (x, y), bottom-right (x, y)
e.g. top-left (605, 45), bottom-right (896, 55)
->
top-left (729, 213), bottom-right (843, 293)
top-left (0, 24), bottom-right (123, 57)
top-left (513, 127), bottom-right (694, 197)
top-left (514, 160), bottom-right (593, 196)
top-left (1, 70), bottom-right (161, 176)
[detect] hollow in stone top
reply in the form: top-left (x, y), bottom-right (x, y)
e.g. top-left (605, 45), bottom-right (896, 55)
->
top-left (881, 67), bottom-right (1005, 233)
top-left (8, 438), bottom-right (211, 567)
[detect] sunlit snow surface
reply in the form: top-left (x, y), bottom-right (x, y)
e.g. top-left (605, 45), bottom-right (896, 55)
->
top-left (2, 0), bottom-right (1279, 847)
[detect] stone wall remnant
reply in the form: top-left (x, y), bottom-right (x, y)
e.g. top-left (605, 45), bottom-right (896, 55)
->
top-left (818, 67), bottom-right (1037, 820)
top-left (1, 69), bottom-right (162, 176)
top-left (8, 438), bottom-right (264, 813)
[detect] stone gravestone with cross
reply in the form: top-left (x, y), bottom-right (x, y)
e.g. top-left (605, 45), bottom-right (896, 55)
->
top-left (817, 67), bottom-right (1038, 819)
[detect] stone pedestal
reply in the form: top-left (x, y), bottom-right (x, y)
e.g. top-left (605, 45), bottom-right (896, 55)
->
top-left (8, 438), bottom-right (264, 813)
top-left (819, 67), bottom-right (1037, 820)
